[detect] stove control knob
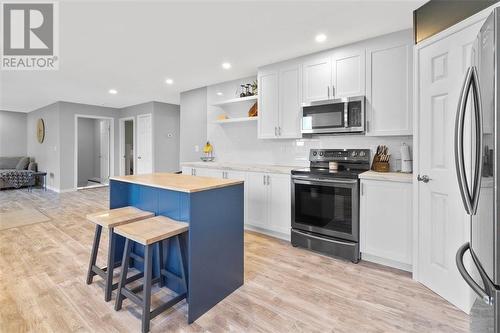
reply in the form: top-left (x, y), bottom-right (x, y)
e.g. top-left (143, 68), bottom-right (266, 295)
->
top-left (359, 151), bottom-right (366, 157)
top-left (312, 151), bottom-right (317, 156)
top-left (351, 151), bottom-right (358, 157)
top-left (319, 151), bottom-right (324, 157)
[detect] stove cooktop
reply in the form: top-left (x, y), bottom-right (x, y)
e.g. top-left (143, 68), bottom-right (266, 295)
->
top-left (291, 167), bottom-right (366, 179)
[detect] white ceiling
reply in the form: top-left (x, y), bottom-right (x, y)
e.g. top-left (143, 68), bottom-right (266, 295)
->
top-left (0, 1), bottom-right (425, 112)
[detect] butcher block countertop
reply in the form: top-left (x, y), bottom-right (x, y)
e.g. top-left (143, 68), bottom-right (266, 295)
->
top-left (359, 170), bottom-right (413, 183)
top-left (110, 173), bottom-right (243, 193)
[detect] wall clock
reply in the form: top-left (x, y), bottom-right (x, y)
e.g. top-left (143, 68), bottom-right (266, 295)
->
top-left (36, 118), bottom-right (45, 143)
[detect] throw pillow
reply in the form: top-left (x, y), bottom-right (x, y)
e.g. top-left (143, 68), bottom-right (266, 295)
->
top-left (15, 157), bottom-right (30, 170)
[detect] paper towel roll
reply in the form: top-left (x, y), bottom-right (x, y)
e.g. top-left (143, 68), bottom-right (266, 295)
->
top-left (401, 143), bottom-right (412, 173)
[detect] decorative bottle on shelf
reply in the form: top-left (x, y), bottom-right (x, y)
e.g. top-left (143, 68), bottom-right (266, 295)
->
top-left (239, 85), bottom-right (246, 98)
top-left (245, 84), bottom-right (253, 96)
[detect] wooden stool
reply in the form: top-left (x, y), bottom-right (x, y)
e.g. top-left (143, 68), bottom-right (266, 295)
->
top-left (114, 216), bottom-right (189, 333)
top-left (86, 206), bottom-right (154, 302)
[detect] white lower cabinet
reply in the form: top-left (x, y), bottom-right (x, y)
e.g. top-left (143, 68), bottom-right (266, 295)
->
top-left (245, 172), bottom-right (291, 237)
top-left (182, 166), bottom-right (291, 239)
top-left (360, 179), bottom-right (412, 271)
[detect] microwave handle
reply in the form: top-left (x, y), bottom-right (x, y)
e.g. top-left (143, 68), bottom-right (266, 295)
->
top-left (344, 101), bottom-right (349, 128)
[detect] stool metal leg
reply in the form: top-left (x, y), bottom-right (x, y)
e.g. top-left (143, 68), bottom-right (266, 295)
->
top-left (142, 244), bottom-right (153, 333)
top-left (115, 238), bottom-right (132, 311)
top-left (86, 225), bottom-right (102, 285)
top-left (158, 241), bottom-right (165, 287)
top-left (105, 227), bottom-right (116, 302)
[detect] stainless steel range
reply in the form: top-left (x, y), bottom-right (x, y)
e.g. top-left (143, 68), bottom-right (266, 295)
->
top-left (291, 149), bottom-right (371, 263)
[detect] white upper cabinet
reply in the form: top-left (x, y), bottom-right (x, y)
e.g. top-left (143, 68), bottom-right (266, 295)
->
top-left (258, 70), bottom-right (279, 139)
top-left (332, 48), bottom-right (365, 98)
top-left (278, 64), bottom-right (302, 138)
top-left (302, 56), bottom-right (332, 103)
top-left (365, 33), bottom-right (413, 136)
top-left (258, 62), bottom-right (302, 139)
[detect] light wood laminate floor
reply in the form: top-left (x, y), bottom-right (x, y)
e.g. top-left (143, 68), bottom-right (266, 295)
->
top-left (0, 187), bottom-right (469, 332)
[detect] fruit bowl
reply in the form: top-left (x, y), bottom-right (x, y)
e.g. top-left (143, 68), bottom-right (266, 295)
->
top-left (200, 156), bottom-right (215, 162)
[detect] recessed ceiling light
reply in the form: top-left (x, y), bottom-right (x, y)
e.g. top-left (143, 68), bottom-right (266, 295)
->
top-left (165, 78), bottom-right (174, 85)
top-left (108, 89), bottom-right (117, 94)
top-left (216, 92), bottom-right (223, 96)
top-left (315, 33), bottom-right (327, 43)
top-left (222, 62), bottom-right (232, 70)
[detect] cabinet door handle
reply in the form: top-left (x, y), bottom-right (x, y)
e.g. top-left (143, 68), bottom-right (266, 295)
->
top-left (263, 175), bottom-right (266, 185)
top-left (278, 127), bottom-right (281, 136)
top-left (266, 175), bottom-right (270, 185)
top-left (327, 86), bottom-right (330, 99)
top-left (274, 127), bottom-right (278, 136)
top-left (331, 85), bottom-right (335, 98)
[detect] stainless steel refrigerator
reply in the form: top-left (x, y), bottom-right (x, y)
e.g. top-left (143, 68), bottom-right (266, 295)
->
top-left (455, 8), bottom-right (500, 333)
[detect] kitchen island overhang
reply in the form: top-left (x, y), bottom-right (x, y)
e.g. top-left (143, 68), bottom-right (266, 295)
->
top-left (109, 173), bottom-right (244, 324)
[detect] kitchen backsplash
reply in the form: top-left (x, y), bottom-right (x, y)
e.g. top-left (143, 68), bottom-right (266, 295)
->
top-left (206, 77), bottom-right (413, 171)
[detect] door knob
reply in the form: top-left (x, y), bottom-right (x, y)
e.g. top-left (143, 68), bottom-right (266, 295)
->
top-left (138, 156), bottom-right (142, 159)
top-left (417, 174), bottom-right (430, 183)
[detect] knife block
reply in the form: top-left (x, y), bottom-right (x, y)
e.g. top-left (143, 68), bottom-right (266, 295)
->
top-left (371, 155), bottom-right (390, 172)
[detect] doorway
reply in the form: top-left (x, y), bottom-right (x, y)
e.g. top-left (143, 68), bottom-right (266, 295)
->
top-left (119, 117), bottom-right (135, 176)
top-left (75, 115), bottom-right (114, 189)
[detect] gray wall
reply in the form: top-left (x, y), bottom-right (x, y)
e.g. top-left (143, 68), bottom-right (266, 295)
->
top-left (77, 118), bottom-right (98, 187)
top-left (27, 103), bottom-right (61, 190)
top-left (152, 102), bottom-right (180, 172)
top-left (180, 87), bottom-right (207, 162)
top-left (121, 101), bottom-right (180, 172)
top-left (58, 102), bottom-right (120, 191)
top-left (0, 110), bottom-right (27, 157)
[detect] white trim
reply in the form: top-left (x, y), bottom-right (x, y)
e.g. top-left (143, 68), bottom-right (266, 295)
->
top-left (118, 116), bottom-right (136, 176)
top-left (46, 185), bottom-right (76, 193)
top-left (244, 224), bottom-right (290, 242)
top-left (74, 114), bottom-right (115, 191)
top-left (361, 253), bottom-right (412, 273)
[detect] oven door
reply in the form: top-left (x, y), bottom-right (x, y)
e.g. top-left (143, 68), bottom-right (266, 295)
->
top-left (291, 176), bottom-right (359, 242)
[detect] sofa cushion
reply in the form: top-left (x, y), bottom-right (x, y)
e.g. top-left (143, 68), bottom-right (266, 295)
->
top-left (16, 157), bottom-right (30, 170)
top-left (0, 157), bottom-right (23, 170)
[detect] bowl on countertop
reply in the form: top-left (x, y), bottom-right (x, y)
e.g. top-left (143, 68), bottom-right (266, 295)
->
top-left (200, 156), bottom-right (215, 162)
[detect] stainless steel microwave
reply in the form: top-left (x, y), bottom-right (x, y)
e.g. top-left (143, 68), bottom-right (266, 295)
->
top-left (301, 96), bottom-right (365, 134)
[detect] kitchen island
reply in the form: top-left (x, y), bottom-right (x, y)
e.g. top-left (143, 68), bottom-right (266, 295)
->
top-left (109, 173), bottom-right (244, 323)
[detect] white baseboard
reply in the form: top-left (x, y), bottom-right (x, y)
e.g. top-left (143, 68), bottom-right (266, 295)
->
top-left (45, 185), bottom-right (75, 193)
top-left (361, 252), bottom-right (412, 272)
top-left (244, 224), bottom-right (291, 242)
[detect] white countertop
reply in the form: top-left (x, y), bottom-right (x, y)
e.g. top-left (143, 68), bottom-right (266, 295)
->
top-left (181, 161), bottom-right (304, 175)
top-left (359, 170), bottom-right (413, 183)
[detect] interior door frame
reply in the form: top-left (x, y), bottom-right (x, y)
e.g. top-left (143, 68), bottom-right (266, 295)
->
top-left (74, 114), bottom-right (115, 190)
top-left (119, 116), bottom-right (136, 176)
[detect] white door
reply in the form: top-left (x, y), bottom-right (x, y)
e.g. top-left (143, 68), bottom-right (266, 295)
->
top-left (136, 114), bottom-right (153, 174)
top-left (245, 172), bottom-right (268, 229)
top-left (267, 173), bottom-right (291, 235)
top-left (258, 70), bottom-right (279, 138)
top-left (302, 56), bottom-right (332, 103)
top-left (99, 120), bottom-right (110, 184)
top-left (332, 48), bottom-right (365, 98)
top-left (279, 64), bottom-right (302, 139)
top-left (416, 21), bottom-right (482, 312)
top-left (366, 41), bottom-right (412, 136)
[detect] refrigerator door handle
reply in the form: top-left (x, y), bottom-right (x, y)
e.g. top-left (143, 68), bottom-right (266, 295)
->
top-left (456, 242), bottom-right (495, 305)
top-left (470, 66), bottom-right (483, 215)
top-left (454, 67), bottom-right (474, 215)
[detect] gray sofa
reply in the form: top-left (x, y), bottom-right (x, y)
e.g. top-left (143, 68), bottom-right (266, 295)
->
top-left (0, 156), bottom-right (38, 189)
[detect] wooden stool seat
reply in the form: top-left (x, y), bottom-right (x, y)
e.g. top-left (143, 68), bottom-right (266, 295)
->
top-left (86, 206), bottom-right (154, 228)
top-left (114, 216), bottom-right (188, 245)
top-left (114, 216), bottom-right (189, 333)
top-left (86, 206), bottom-right (154, 302)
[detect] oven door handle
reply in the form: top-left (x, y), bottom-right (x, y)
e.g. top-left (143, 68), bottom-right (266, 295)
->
top-left (292, 176), bottom-right (358, 185)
